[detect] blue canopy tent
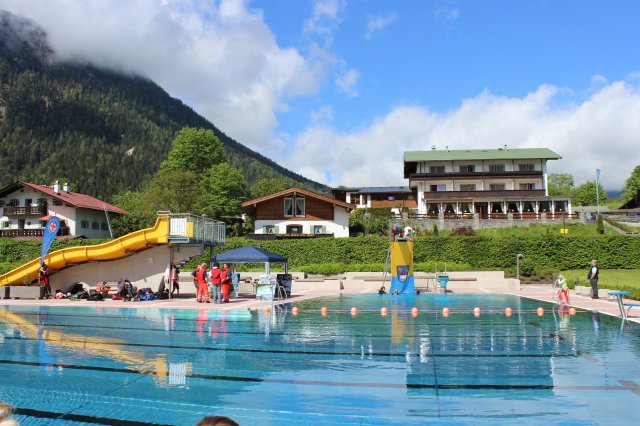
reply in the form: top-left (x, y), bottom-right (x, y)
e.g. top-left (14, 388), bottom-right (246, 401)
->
top-left (213, 246), bottom-right (288, 275)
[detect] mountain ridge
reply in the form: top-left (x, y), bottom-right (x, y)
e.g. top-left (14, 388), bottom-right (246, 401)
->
top-left (0, 10), bottom-right (324, 201)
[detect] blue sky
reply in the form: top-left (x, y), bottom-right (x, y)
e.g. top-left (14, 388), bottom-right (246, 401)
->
top-left (2, 0), bottom-right (640, 190)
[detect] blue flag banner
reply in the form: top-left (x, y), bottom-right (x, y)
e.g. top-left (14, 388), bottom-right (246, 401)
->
top-left (40, 217), bottom-right (61, 266)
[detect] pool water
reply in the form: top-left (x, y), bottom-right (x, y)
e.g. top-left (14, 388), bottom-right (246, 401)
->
top-left (1, 294), bottom-right (639, 425)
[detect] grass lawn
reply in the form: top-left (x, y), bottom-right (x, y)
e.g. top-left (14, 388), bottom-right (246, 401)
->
top-left (474, 222), bottom-right (615, 237)
top-left (560, 269), bottom-right (640, 291)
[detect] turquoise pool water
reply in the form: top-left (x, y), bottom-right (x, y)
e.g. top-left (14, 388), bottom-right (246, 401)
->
top-left (1, 294), bottom-right (639, 425)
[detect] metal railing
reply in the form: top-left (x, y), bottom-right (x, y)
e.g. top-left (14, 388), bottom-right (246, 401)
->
top-left (158, 212), bottom-right (226, 245)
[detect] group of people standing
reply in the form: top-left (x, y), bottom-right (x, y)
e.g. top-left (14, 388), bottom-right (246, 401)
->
top-left (193, 263), bottom-right (232, 303)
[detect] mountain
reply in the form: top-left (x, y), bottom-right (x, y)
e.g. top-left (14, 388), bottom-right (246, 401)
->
top-left (0, 11), bottom-right (324, 201)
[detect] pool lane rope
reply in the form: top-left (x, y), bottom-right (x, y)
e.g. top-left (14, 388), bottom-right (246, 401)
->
top-left (263, 306), bottom-right (580, 316)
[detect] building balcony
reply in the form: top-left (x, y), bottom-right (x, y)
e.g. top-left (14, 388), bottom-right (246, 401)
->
top-left (245, 233), bottom-right (334, 240)
top-left (423, 189), bottom-right (547, 201)
top-left (0, 227), bottom-right (71, 238)
top-left (406, 170), bottom-right (543, 179)
top-left (3, 206), bottom-right (48, 216)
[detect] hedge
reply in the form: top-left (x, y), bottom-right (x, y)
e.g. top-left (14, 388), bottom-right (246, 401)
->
top-left (3, 234), bottom-right (639, 275)
top-left (196, 234), bottom-right (640, 272)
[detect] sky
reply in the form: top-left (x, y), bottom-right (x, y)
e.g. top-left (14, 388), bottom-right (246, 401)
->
top-left (1, 0), bottom-right (639, 191)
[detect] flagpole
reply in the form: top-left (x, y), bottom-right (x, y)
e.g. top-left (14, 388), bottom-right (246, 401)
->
top-left (595, 168), bottom-right (601, 215)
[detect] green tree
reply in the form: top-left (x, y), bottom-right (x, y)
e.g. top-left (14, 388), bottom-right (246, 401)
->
top-left (143, 169), bottom-right (205, 214)
top-left (548, 173), bottom-right (574, 196)
top-left (201, 163), bottom-right (247, 221)
top-left (160, 127), bottom-right (225, 174)
top-left (250, 177), bottom-right (287, 199)
top-left (620, 165), bottom-right (640, 205)
top-left (596, 213), bottom-right (604, 234)
top-left (573, 181), bottom-right (607, 206)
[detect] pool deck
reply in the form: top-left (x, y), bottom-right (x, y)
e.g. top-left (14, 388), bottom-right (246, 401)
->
top-left (1, 285), bottom-right (638, 323)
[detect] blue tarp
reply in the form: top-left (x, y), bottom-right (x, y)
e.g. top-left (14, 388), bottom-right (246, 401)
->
top-left (213, 246), bottom-right (288, 264)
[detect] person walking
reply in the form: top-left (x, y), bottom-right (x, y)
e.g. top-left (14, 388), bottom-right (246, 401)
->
top-left (196, 263), bottom-right (210, 303)
top-left (171, 267), bottom-right (180, 296)
top-left (587, 259), bottom-right (600, 299)
top-left (210, 263), bottom-right (222, 303)
top-left (221, 263), bottom-right (232, 303)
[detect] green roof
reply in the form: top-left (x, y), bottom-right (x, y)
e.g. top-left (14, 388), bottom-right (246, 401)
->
top-left (403, 148), bottom-right (561, 162)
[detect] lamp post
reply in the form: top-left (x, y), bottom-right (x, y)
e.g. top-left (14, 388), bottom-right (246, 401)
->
top-left (516, 254), bottom-right (523, 281)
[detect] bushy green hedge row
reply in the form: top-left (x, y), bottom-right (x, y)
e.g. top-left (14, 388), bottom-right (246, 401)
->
top-left (194, 234), bottom-right (640, 271)
top-left (4, 234), bottom-right (639, 276)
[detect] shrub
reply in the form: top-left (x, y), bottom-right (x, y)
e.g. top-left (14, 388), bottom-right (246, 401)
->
top-left (451, 226), bottom-right (475, 236)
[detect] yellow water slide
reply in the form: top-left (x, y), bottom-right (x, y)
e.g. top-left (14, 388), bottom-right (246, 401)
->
top-left (0, 216), bottom-right (169, 287)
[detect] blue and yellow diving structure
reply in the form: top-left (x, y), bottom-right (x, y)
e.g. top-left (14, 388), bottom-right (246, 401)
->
top-left (389, 238), bottom-right (415, 294)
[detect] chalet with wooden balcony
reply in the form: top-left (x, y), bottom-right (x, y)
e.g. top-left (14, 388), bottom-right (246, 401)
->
top-left (0, 181), bottom-right (127, 238)
top-left (332, 186), bottom-right (417, 211)
top-left (242, 187), bottom-right (353, 238)
top-left (403, 147), bottom-right (571, 218)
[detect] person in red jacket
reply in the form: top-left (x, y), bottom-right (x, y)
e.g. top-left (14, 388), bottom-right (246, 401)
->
top-left (195, 263), bottom-right (210, 303)
top-left (210, 263), bottom-right (222, 303)
top-left (221, 263), bottom-right (232, 303)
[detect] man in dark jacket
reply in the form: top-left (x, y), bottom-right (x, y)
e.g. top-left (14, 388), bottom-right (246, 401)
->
top-left (587, 259), bottom-right (600, 299)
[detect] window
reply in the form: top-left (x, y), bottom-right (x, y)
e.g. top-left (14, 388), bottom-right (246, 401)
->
top-left (429, 166), bottom-right (445, 173)
top-left (1, 221), bottom-right (9, 229)
top-left (491, 203), bottom-right (504, 213)
top-left (0, 199), bottom-right (4, 207)
top-left (518, 164), bottom-right (535, 172)
top-left (265, 225), bottom-right (277, 234)
top-left (284, 195), bottom-right (305, 217)
top-left (460, 203), bottom-right (472, 214)
top-left (37, 198), bottom-right (47, 206)
top-left (286, 225), bottom-right (303, 235)
top-left (459, 165), bottom-right (475, 173)
top-left (24, 198), bottom-right (33, 207)
top-left (489, 164), bottom-right (505, 172)
top-left (507, 202), bottom-right (519, 213)
top-left (80, 220), bottom-right (89, 229)
top-left (427, 204), bottom-right (439, 214)
top-left (460, 184), bottom-right (476, 191)
top-left (52, 199), bottom-right (63, 206)
top-left (313, 225), bottom-right (326, 234)
top-left (489, 184), bottom-right (506, 191)
top-left (519, 183), bottom-right (535, 190)
top-left (430, 184), bottom-right (446, 192)
top-left (444, 204), bottom-right (455, 214)
top-left (8, 199), bottom-right (19, 207)
top-left (101, 223), bottom-right (108, 231)
top-left (91, 221), bottom-right (99, 230)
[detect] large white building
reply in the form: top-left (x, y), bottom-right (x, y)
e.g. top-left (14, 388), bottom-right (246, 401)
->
top-left (403, 147), bottom-right (571, 217)
top-left (0, 181), bottom-right (127, 238)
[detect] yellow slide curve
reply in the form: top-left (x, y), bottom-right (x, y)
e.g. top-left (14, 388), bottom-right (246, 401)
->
top-left (0, 216), bottom-right (169, 287)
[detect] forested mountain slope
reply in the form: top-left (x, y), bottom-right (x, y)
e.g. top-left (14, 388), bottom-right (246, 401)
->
top-left (0, 11), bottom-right (323, 200)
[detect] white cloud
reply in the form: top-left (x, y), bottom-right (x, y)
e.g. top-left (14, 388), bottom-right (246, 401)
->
top-left (335, 68), bottom-right (360, 97)
top-left (309, 106), bottom-right (334, 125)
top-left (303, 0), bottom-right (346, 47)
top-left (286, 80), bottom-right (640, 190)
top-left (365, 12), bottom-right (398, 40)
top-left (435, 2), bottom-right (460, 23)
top-left (0, 0), bottom-right (317, 153)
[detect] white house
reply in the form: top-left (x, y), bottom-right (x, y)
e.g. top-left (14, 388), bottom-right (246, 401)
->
top-left (0, 181), bottom-right (127, 238)
top-left (403, 147), bottom-right (571, 217)
top-left (242, 187), bottom-right (353, 238)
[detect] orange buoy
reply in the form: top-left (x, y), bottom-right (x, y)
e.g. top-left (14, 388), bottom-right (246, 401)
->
top-left (505, 307), bottom-right (513, 317)
top-left (537, 307), bottom-right (544, 316)
top-left (442, 307), bottom-right (449, 317)
top-left (569, 307), bottom-right (577, 315)
top-left (380, 307), bottom-right (388, 316)
top-left (292, 307), bottom-right (299, 316)
top-left (321, 307), bottom-right (328, 316)
top-left (473, 307), bottom-right (481, 316)
top-left (351, 307), bottom-right (358, 316)
top-left (263, 306), bottom-right (271, 314)
top-left (411, 307), bottom-right (419, 317)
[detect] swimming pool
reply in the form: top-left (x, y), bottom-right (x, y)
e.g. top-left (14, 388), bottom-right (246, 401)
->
top-left (1, 294), bottom-right (639, 425)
